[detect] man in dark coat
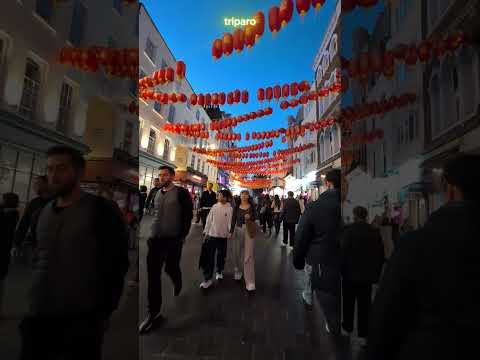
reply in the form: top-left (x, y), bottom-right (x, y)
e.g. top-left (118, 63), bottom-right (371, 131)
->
top-left (281, 191), bottom-right (302, 247)
top-left (199, 182), bottom-right (217, 229)
top-left (367, 154), bottom-right (480, 360)
top-left (341, 206), bottom-right (384, 345)
top-left (144, 178), bottom-right (161, 214)
top-left (293, 169), bottom-right (342, 334)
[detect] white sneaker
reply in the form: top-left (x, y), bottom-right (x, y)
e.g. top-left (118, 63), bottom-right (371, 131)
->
top-left (353, 337), bottom-right (367, 346)
top-left (215, 272), bottom-right (224, 280)
top-left (200, 280), bottom-right (213, 289)
top-left (325, 323), bottom-right (330, 333)
top-left (246, 283), bottom-right (256, 291)
top-left (234, 271), bottom-right (243, 281)
top-left (341, 329), bottom-right (351, 337)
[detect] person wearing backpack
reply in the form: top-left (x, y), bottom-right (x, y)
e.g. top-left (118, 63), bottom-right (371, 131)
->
top-left (19, 146), bottom-right (129, 360)
top-left (139, 165), bottom-right (193, 334)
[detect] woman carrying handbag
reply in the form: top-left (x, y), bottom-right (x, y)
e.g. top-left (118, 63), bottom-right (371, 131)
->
top-left (230, 190), bottom-right (257, 292)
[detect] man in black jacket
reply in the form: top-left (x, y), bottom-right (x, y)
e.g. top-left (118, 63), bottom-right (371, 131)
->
top-left (139, 165), bottom-right (193, 335)
top-left (199, 182), bottom-right (217, 229)
top-left (19, 146), bottom-right (129, 360)
top-left (367, 154), bottom-right (480, 360)
top-left (341, 206), bottom-right (384, 345)
top-left (293, 169), bottom-right (342, 335)
top-left (281, 191), bottom-right (302, 247)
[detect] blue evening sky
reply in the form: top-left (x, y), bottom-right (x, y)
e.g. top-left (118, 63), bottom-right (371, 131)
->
top-left (142, 0), bottom-right (338, 151)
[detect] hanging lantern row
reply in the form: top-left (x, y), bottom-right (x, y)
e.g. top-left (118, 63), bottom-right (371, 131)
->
top-left (215, 131), bottom-right (242, 141)
top-left (342, 31), bottom-right (471, 84)
top-left (139, 90), bottom-right (188, 104)
top-left (215, 160), bottom-right (300, 175)
top-left (276, 143), bottom-right (315, 157)
top-left (209, 158), bottom-right (300, 172)
top-left (139, 61), bottom-right (186, 89)
top-left (341, 128), bottom-right (384, 148)
top-left (257, 80), bottom-right (310, 103)
top-left (211, 107), bottom-right (273, 131)
top-left (339, 92), bottom-right (416, 129)
top-left (57, 46), bottom-right (138, 79)
top-left (228, 151), bottom-right (271, 160)
top-left (162, 123), bottom-right (209, 139)
top-left (232, 178), bottom-right (273, 189)
top-left (212, 11), bottom-right (265, 60)
top-left (192, 140), bottom-right (273, 156)
top-left (190, 89), bottom-right (249, 106)
top-left (278, 81), bottom-right (346, 110)
top-left (342, 0), bottom-right (379, 13)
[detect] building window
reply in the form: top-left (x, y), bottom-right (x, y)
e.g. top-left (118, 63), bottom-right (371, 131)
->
top-left (147, 129), bottom-right (156, 154)
top-left (195, 110), bottom-right (200, 121)
top-left (36, 0), bottom-right (54, 24)
top-left (123, 121), bottom-right (133, 152)
top-left (168, 105), bottom-right (176, 123)
top-left (145, 37), bottom-right (156, 63)
top-left (163, 139), bottom-right (170, 160)
top-left (139, 69), bottom-right (146, 79)
top-left (129, 79), bottom-right (137, 96)
top-left (57, 82), bottom-right (73, 133)
top-left (19, 58), bottom-right (41, 120)
top-left (113, 0), bottom-right (123, 15)
top-left (69, 0), bottom-right (87, 46)
top-left (408, 112), bottom-right (416, 142)
top-left (153, 101), bottom-right (162, 113)
top-left (191, 154), bottom-right (195, 168)
top-left (201, 161), bottom-right (205, 174)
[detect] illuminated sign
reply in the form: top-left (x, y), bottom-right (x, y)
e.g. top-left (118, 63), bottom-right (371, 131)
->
top-left (224, 17), bottom-right (256, 27)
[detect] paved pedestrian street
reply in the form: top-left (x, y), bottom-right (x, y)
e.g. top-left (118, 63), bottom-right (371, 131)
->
top-left (0, 250), bottom-right (138, 360)
top-left (139, 216), bottom-right (366, 360)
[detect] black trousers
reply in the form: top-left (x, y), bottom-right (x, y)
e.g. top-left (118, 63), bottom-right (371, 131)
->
top-left (19, 314), bottom-right (104, 360)
top-left (283, 222), bottom-right (296, 246)
top-left (147, 237), bottom-right (183, 315)
top-left (273, 213), bottom-right (281, 234)
top-left (262, 214), bottom-right (273, 233)
top-left (342, 279), bottom-right (373, 338)
top-left (200, 209), bottom-right (211, 229)
top-left (314, 264), bottom-right (342, 334)
top-left (203, 237), bottom-right (227, 280)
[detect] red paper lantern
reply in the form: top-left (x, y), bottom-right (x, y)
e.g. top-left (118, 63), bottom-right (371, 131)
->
top-left (179, 93), bottom-right (187, 103)
top-left (176, 61), bottom-right (186, 79)
top-left (299, 95), bottom-right (308, 104)
top-left (432, 37), bottom-right (447, 59)
top-left (198, 94), bottom-right (205, 106)
top-left (219, 92), bottom-right (226, 105)
top-left (290, 99), bottom-right (299, 107)
top-left (244, 25), bottom-right (256, 48)
top-left (161, 93), bottom-right (169, 104)
top-left (212, 93), bottom-right (219, 105)
top-left (280, 100), bottom-right (289, 110)
top-left (227, 92), bottom-right (234, 105)
top-left (212, 39), bottom-right (223, 60)
top-left (296, 0), bottom-right (311, 16)
top-left (268, 6), bottom-right (281, 34)
top-left (222, 33), bottom-right (234, 56)
top-left (165, 67), bottom-right (174, 82)
top-left (393, 44), bottom-right (408, 60)
top-left (266, 87), bottom-right (273, 101)
top-left (273, 85), bottom-right (281, 100)
top-left (290, 82), bottom-right (299, 96)
top-left (257, 88), bottom-right (265, 102)
top-left (233, 28), bottom-right (245, 53)
top-left (169, 93), bottom-right (178, 103)
top-left (234, 89), bottom-right (241, 103)
top-left (281, 84), bottom-right (290, 98)
top-left (241, 90), bottom-right (249, 104)
top-left (279, 0), bottom-right (294, 27)
top-left (371, 52), bottom-right (383, 74)
top-left (417, 40), bottom-right (432, 64)
top-left (383, 51), bottom-right (394, 79)
top-left (253, 11), bottom-right (265, 40)
top-left (205, 93), bottom-right (212, 105)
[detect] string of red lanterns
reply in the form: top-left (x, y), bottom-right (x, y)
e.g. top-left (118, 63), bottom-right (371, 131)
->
top-left (57, 47), bottom-right (138, 79)
top-left (341, 128), bottom-right (384, 148)
top-left (139, 90), bottom-right (188, 104)
top-left (190, 89), bottom-right (249, 106)
top-left (139, 61), bottom-right (186, 89)
top-left (162, 123), bottom-right (209, 139)
top-left (210, 107), bottom-right (273, 131)
top-left (192, 140), bottom-right (274, 156)
top-left (215, 131), bottom-right (242, 141)
top-left (341, 31), bottom-right (471, 84)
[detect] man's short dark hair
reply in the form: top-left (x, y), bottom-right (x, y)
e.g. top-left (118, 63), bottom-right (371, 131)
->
top-left (288, 191), bottom-right (294, 197)
top-left (159, 165), bottom-right (175, 175)
top-left (443, 154), bottom-right (480, 202)
top-left (37, 175), bottom-right (48, 182)
top-left (219, 189), bottom-right (231, 199)
top-left (325, 169), bottom-right (341, 189)
top-left (46, 145), bottom-right (86, 171)
top-left (140, 185), bottom-right (148, 192)
top-left (353, 206), bottom-right (368, 221)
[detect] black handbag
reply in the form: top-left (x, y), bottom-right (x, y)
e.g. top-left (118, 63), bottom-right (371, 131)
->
top-left (198, 237), bottom-right (210, 270)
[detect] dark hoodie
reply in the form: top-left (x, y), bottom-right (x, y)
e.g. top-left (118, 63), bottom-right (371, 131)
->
top-left (367, 201), bottom-right (480, 360)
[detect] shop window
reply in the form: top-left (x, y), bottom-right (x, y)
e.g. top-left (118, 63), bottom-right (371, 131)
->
top-left (162, 139), bottom-right (170, 160)
top-left (147, 129), bottom-right (156, 154)
top-left (19, 58), bottom-right (41, 120)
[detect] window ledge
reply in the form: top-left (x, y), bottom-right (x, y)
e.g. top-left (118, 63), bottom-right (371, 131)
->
top-left (144, 52), bottom-right (156, 67)
top-left (32, 12), bottom-right (57, 36)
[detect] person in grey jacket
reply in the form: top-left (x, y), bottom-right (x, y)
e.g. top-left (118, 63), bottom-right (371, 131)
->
top-left (293, 169), bottom-right (342, 335)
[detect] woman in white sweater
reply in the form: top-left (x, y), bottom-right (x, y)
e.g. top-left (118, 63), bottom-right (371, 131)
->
top-left (200, 190), bottom-right (233, 289)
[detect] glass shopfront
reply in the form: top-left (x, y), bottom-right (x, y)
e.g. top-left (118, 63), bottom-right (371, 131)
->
top-left (0, 143), bottom-right (46, 206)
